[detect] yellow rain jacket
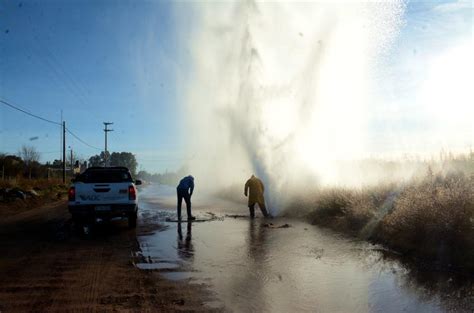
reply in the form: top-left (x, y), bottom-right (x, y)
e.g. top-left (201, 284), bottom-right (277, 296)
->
top-left (244, 175), bottom-right (265, 206)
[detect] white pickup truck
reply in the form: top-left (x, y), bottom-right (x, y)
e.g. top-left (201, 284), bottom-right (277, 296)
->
top-left (68, 167), bottom-right (141, 228)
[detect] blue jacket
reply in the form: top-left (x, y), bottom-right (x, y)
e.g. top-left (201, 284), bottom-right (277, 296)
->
top-left (177, 175), bottom-right (194, 194)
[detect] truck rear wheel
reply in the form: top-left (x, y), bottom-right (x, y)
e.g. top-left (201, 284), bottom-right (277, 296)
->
top-left (72, 216), bottom-right (90, 236)
top-left (128, 212), bottom-right (137, 228)
top-left (72, 215), bottom-right (82, 227)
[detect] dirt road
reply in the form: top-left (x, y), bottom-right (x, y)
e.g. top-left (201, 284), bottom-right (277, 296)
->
top-left (2, 186), bottom-right (473, 313)
top-left (0, 200), bottom-right (218, 312)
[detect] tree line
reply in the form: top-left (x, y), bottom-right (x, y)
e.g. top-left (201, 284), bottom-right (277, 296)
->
top-left (1, 145), bottom-right (189, 186)
top-left (88, 151), bottom-right (138, 176)
top-left (136, 166), bottom-right (188, 186)
top-left (0, 145), bottom-right (139, 180)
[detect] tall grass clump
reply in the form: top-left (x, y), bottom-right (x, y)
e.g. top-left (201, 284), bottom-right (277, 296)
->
top-left (378, 171), bottom-right (474, 268)
top-left (284, 171), bottom-right (474, 271)
top-left (287, 184), bottom-right (396, 235)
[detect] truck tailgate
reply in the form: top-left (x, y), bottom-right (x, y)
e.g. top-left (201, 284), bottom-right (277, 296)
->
top-left (74, 182), bottom-right (132, 205)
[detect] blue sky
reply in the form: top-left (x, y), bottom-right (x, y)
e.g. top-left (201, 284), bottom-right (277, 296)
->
top-left (0, 0), bottom-right (472, 172)
top-left (0, 0), bottom-right (194, 172)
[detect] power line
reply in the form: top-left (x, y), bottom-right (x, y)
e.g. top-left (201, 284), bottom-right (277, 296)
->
top-left (39, 150), bottom-right (62, 154)
top-left (0, 99), bottom-right (61, 126)
top-left (29, 34), bottom-right (88, 108)
top-left (1, 98), bottom-right (101, 151)
top-left (66, 127), bottom-right (101, 150)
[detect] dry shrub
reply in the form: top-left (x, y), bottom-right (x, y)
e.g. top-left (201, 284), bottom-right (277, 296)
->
top-left (0, 179), bottom-right (68, 215)
top-left (379, 172), bottom-right (474, 267)
top-left (301, 185), bottom-right (395, 234)
top-left (0, 178), bottom-right (65, 191)
top-left (17, 178), bottom-right (66, 191)
top-left (284, 171), bottom-right (474, 270)
top-left (309, 188), bottom-right (353, 218)
top-left (348, 186), bottom-right (394, 227)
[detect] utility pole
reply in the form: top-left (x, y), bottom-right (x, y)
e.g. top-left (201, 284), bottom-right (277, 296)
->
top-left (62, 121), bottom-right (66, 183)
top-left (70, 147), bottom-right (73, 175)
top-left (103, 122), bottom-right (113, 167)
top-left (60, 110), bottom-right (63, 166)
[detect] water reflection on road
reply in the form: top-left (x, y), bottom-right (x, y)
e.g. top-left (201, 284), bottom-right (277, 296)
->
top-left (177, 222), bottom-right (194, 260)
top-left (136, 185), bottom-right (473, 313)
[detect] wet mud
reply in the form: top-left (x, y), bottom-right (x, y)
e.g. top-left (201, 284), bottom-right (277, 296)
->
top-left (0, 195), bottom-right (219, 312)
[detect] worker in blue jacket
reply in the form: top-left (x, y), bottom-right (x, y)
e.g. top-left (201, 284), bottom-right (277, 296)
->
top-left (177, 175), bottom-right (195, 221)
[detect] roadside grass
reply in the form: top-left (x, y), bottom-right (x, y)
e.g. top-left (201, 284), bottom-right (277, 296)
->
top-left (1, 177), bottom-right (65, 189)
top-left (284, 171), bottom-right (474, 271)
top-left (379, 172), bottom-right (474, 269)
top-left (0, 178), bottom-right (68, 213)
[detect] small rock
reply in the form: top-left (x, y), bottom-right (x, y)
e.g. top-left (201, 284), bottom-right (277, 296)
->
top-left (172, 299), bottom-right (185, 305)
top-left (26, 190), bottom-right (39, 197)
top-left (263, 223), bottom-right (291, 229)
top-left (8, 189), bottom-right (26, 200)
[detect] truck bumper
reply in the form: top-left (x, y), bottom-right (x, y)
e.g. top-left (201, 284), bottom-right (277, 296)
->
top-left (69, 204), bottom-right (137, 221)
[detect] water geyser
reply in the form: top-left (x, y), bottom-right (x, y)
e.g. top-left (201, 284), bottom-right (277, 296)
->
top-left (182, 1), bottom-right (405, 214)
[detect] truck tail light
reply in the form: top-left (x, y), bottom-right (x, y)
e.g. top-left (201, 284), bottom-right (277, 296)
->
top-left (68, 187), bottom-right (75, 201)
top-left (129, 185), bottom-right (136, 200)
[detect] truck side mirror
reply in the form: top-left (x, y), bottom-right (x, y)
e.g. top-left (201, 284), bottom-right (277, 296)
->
top-left (135, 180), bottom-right (142, 186)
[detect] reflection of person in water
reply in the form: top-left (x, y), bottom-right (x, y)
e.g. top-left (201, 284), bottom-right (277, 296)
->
top-left (226, 219), bottom-right (268, 312)
top-left (177, 222), bottom-right (194, 259)
top-left (248, 219), bottom-right (267, 260)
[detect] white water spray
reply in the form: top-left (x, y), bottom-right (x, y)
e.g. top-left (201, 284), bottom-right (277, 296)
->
top-left (182, 1), bottom-right (405, 214)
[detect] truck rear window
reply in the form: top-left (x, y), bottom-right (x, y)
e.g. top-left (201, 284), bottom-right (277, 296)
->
top-left (77, 170), bottom-right (132, 183)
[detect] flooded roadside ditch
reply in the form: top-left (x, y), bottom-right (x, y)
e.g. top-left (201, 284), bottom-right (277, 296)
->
top-left (135, 185), bottom-right (474, 313)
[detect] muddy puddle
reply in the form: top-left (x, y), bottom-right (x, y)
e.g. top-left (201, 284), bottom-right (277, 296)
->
top-left (136, 185), bottom-right (473, 313)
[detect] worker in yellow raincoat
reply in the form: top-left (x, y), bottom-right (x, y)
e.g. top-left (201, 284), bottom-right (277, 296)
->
top-left (244, 174), bottom-right (269, 218)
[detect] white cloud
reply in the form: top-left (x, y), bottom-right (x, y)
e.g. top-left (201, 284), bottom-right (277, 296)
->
top-left (433, 0), bottom-right (472, 13)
